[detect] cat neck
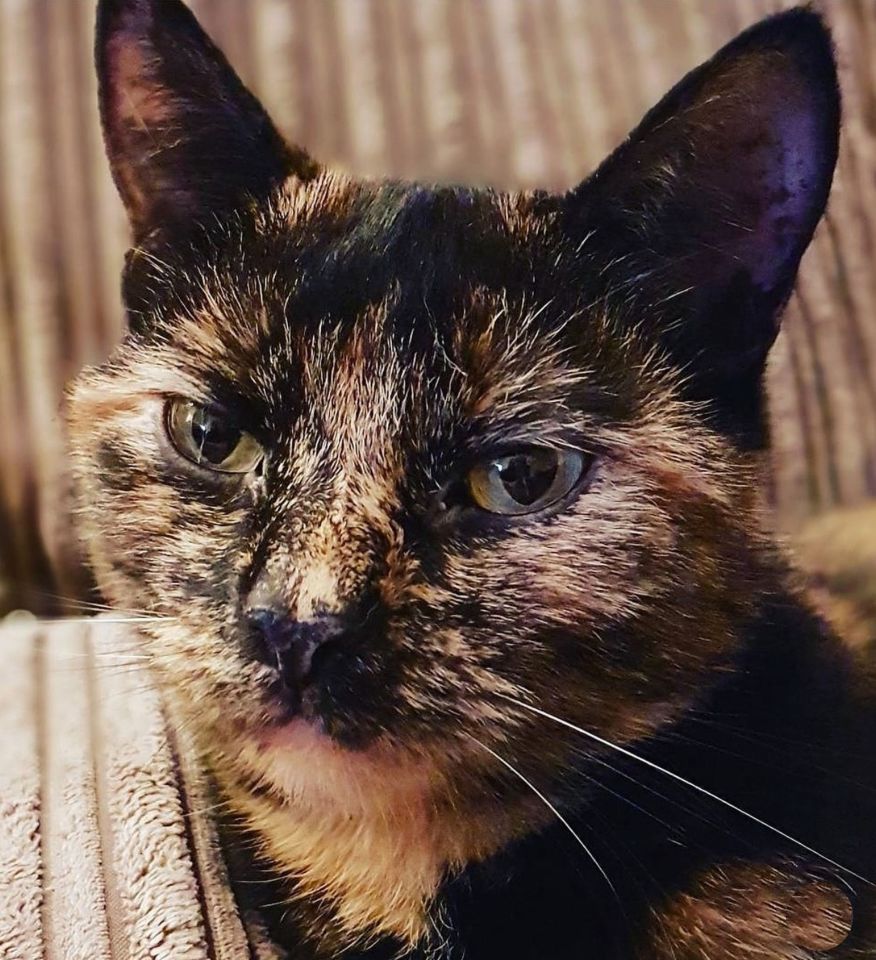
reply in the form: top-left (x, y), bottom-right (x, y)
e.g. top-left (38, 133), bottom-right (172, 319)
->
top-left (426, 590), bottom-right (869, 960)
top-left (219, 585), bottom-right (865, 960)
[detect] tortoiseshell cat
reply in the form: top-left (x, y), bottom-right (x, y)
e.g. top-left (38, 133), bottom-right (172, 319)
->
top-left (69, 1), bottom-right (876, 957)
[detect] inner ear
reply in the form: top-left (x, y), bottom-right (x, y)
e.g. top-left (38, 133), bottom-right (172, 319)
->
top-left (97, 0), bottom-right (316, 240)
top-left (563, 9), bottom-right (840, 446)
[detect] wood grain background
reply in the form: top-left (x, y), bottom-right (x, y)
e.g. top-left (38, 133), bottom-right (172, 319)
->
top-left (1, 0), bottom-right (874, 614)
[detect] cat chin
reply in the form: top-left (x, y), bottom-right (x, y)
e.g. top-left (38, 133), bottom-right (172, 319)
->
top-left (239, 718), bottom-right (441, 813)
top-left (254, 715), bottom-right (340, 754)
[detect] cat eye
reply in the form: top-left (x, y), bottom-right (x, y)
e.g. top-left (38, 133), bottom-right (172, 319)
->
top-left (165, 399), bottom-right (264, 474)
top-left (466, 448), bottom-right (588, 516)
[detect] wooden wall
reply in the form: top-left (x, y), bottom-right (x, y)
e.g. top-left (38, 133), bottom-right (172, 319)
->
top-left (1, 0), bottom-right (875, 613)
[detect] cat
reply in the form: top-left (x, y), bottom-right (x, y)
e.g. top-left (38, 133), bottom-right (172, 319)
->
top-left (68, 1), bottom-right (876, 957)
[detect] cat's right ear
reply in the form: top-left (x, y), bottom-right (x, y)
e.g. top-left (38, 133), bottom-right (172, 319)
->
top-left (96, 0), bottom-right (315, 242)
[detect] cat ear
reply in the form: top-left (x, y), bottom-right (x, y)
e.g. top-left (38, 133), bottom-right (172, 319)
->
top-left (564, 9), bottom-right (840, 446)
top-left (96, 0), bottom-right (315, 241)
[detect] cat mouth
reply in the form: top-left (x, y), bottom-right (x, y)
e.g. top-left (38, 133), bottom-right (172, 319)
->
top-left (257, 656), bottom-right (393, 751)
top-left (263, 673), bottom-right (335, 734)
top-left (263, 673), bottom-right (307, 724)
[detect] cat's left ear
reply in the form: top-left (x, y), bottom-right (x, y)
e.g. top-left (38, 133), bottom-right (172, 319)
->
top-left (96, 0), bottom-right (315, 242)
top-left (564, 9), bottom-right (840, 447)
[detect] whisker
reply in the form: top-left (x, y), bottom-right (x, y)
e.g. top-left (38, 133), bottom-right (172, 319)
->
top-left (585, 752), bottom-right (745, 850)
top-left (662, 727), bottom-right (876, 800)
top-left (576, 749), bottom-right (783, 873)
top-left (3, 616), bottom-right (174, 628)
top-left (573, 780), bottom-right (668, 906)
top-left (182, 798), bottom-right (236, 820)
top-left (40, 616), bottom-right (176, 625)
top-left (13, 587), bottom-right (159, 617)
top-left (686, 713), bottom-right (876, 766)
top-left (49, 660), bottom-right (154, 677)
top-left (91, 653), bottom-right (153, 660)
top-left (89, 682), bottom-right (163, 704)
top-left (575, 755), bottom-right (679, 836)
top-left (498, 694), bottom-right (872, 886)
top-left (465, 732), bottom-right (619, 902)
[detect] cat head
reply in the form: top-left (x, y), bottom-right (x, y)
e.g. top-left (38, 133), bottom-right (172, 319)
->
top-left (71, 0), bottom-right (838, 856)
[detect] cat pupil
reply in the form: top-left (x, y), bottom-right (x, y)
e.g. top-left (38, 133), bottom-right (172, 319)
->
top-left (496, 452), bottom-right (558, 505)
top-left (190, 408), bottom-right (239, 465)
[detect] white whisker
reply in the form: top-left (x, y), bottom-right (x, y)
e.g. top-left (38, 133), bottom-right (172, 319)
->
top-left (498, 694), bottom-right (872, 887)
top-left (42, 616), bottom-right (176, 625)
top-left (465, 732), bottom-right (619, 901)
top-left (92, 654), bottom-right (153, 661)
top-left (18, 588), bottom-right (161, 618)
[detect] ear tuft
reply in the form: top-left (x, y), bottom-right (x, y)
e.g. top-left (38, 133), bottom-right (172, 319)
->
top-left (96, 0), bottom-right (315, 240)
top-left (565, 7), bottom-right (840, 447)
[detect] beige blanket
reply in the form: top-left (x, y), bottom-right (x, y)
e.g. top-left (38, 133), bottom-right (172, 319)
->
top-left (0, 618), bottom-right (281, 960)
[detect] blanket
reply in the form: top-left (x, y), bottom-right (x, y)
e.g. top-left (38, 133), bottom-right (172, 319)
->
top-left (0, 617), bottom-right (282, 960)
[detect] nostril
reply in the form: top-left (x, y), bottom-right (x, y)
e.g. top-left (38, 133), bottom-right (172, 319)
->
top-left (289, 617), bottom-right (346, 685)
top-left (306, 634), bottom-right (347, 687)
top-left (246, 608), bottom-right (295, 667)
top-left (300, 624), bottom-right (346, 680)
top-left (246, 609), bottom-right (347, 688)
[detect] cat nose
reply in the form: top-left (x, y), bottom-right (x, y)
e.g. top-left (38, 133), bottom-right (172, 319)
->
top-left (246, 608), bottom-right (346, 693)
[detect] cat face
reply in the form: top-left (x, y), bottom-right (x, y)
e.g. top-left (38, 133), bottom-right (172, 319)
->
top-left (70, 0), bottom-right (839, 821)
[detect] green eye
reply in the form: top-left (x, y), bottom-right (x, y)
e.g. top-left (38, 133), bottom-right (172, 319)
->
top-left (166, 399), bottom-right (264, 474)
top-left (467, 448), bottom-right (587, 516)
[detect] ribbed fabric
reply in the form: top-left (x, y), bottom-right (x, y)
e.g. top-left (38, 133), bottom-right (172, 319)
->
top-left (0, 624), bottom-right (42, 960)
top-left (0, 618), bottom-right (281, 960)
top-left (1, 0), bottom-right (875, 613)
